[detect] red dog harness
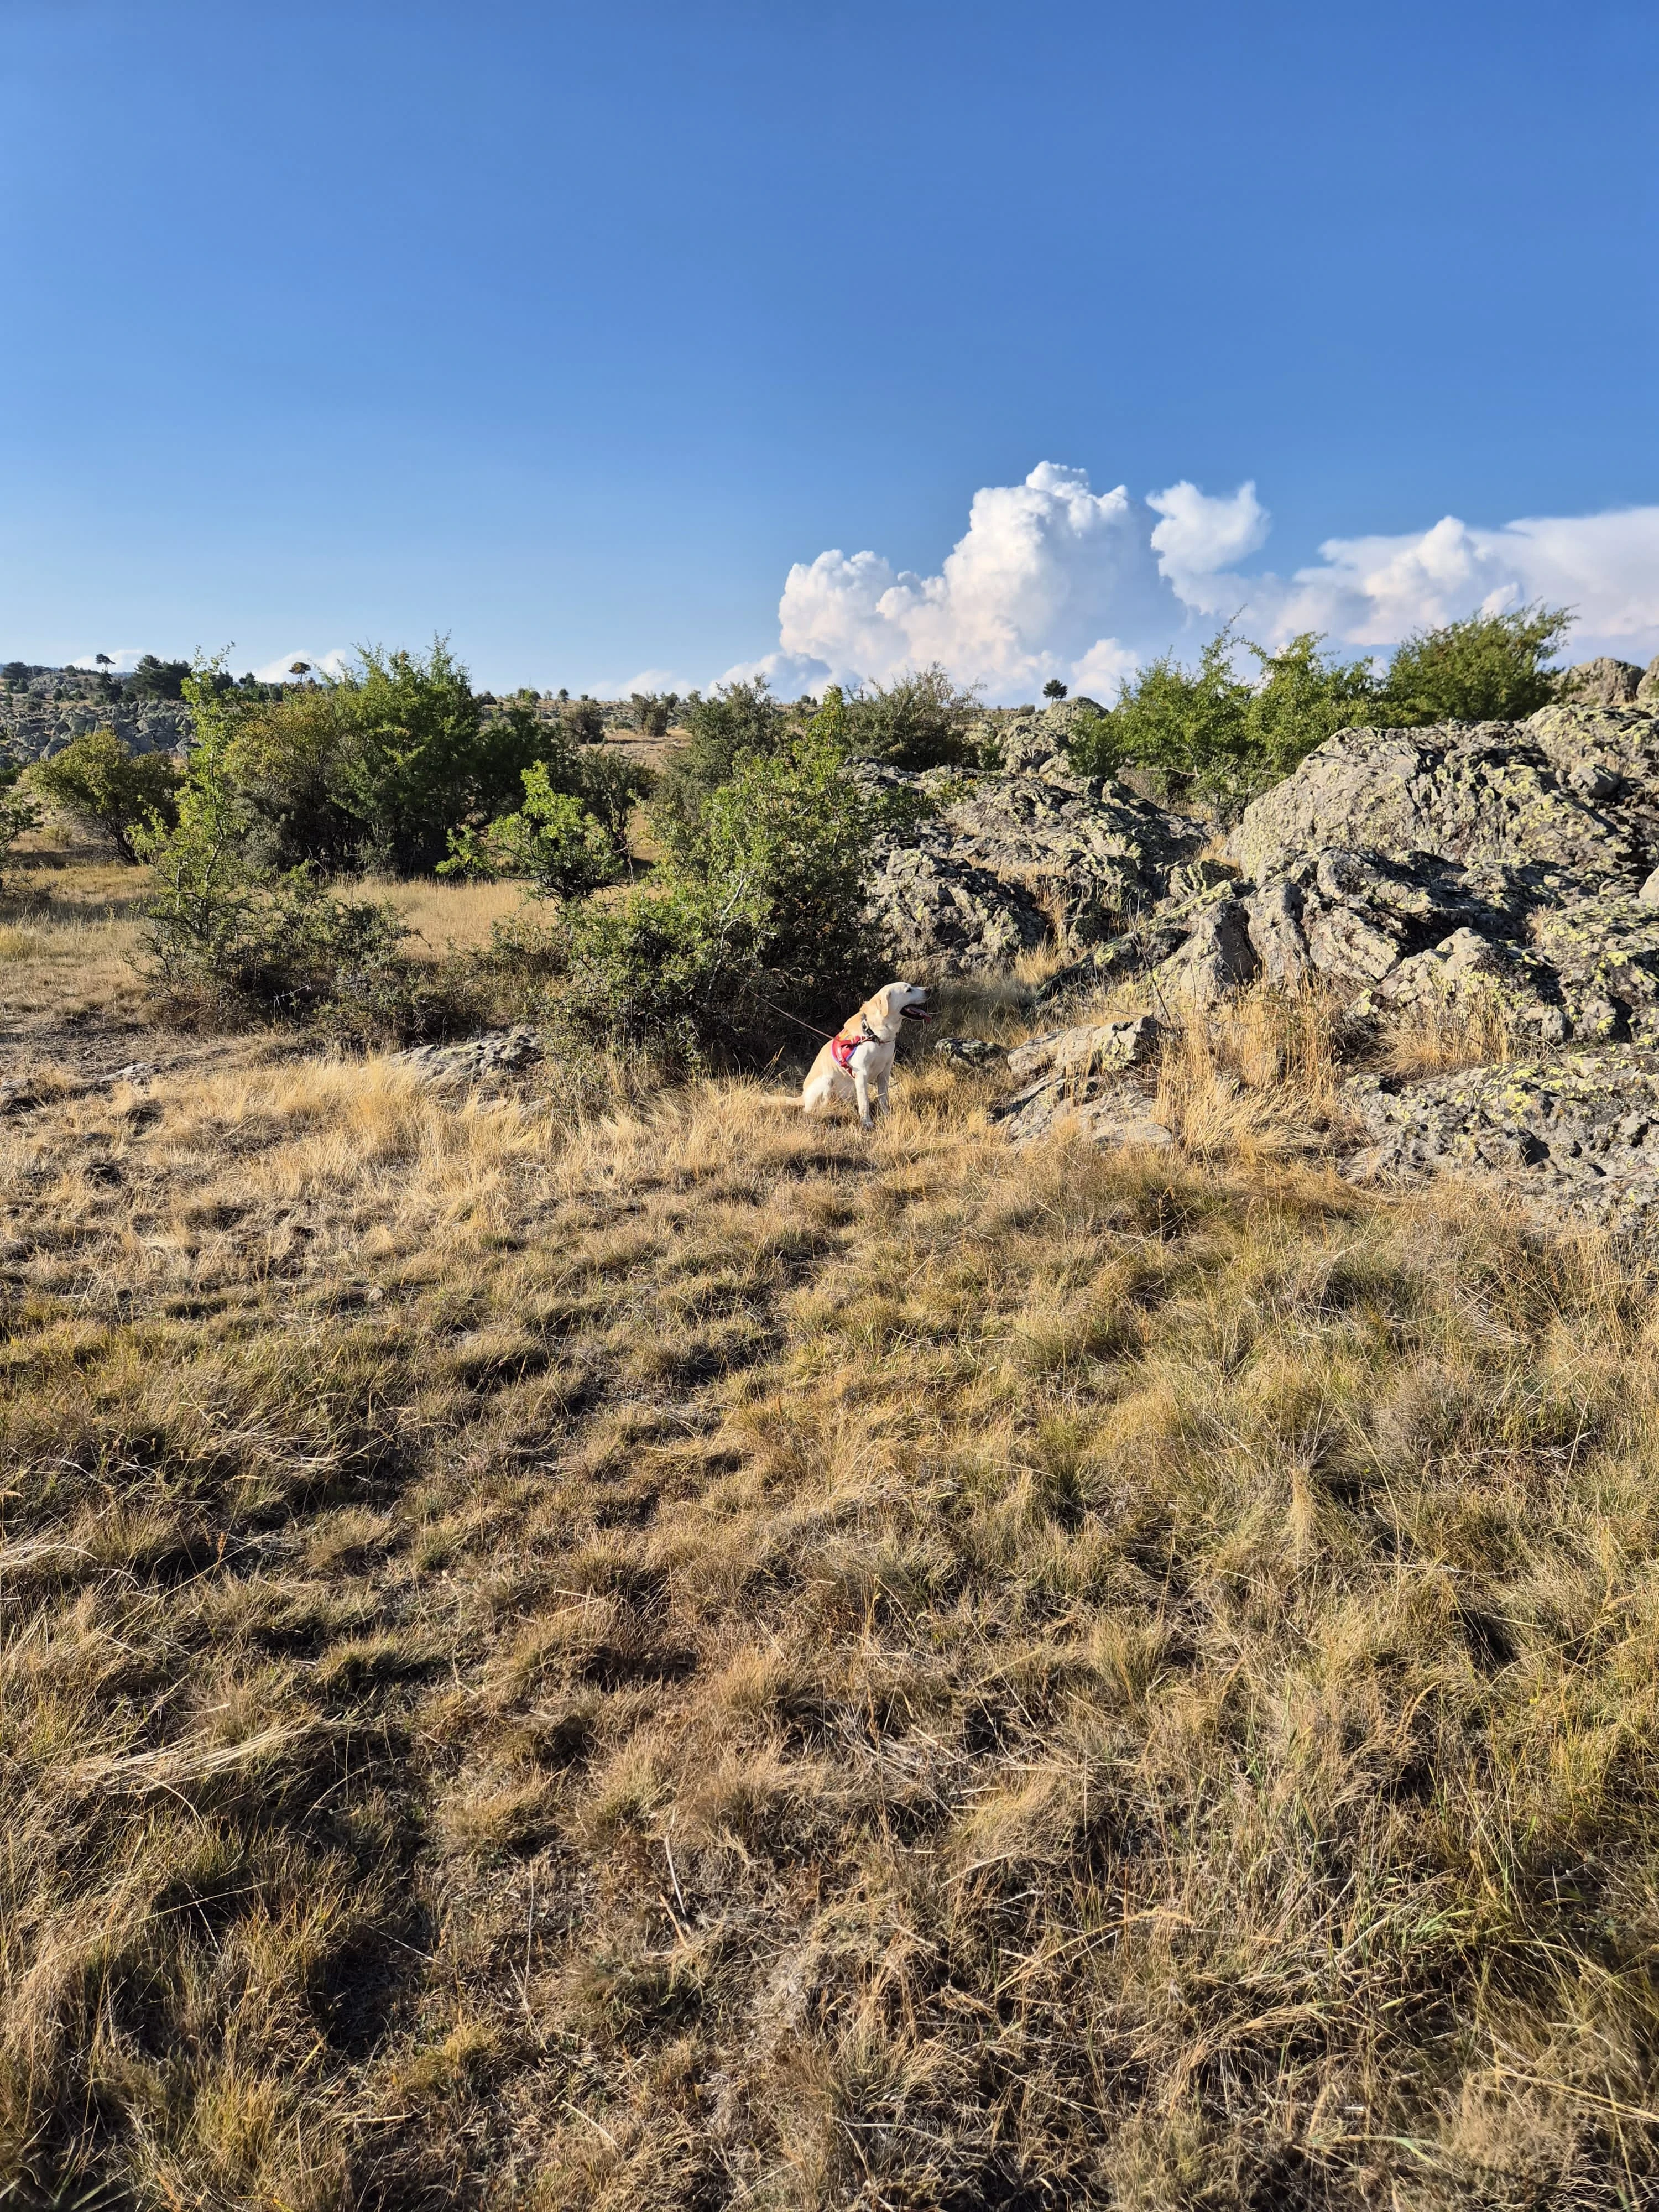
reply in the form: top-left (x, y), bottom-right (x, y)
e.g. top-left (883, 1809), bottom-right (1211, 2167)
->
top-left (830, 1020), bottom-right (879, 1071)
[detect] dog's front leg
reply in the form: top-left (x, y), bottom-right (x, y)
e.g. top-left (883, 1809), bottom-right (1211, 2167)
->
top-left (877, 1065), bottom-right (892, 1114)
top-left (853, 1067), bottom-right (874, 1129)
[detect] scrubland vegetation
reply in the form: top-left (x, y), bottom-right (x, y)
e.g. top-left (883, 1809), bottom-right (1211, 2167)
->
top-left (8, 609), bottom-right (1659, 2209)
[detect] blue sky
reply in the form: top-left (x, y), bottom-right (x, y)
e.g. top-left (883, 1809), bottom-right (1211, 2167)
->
top-left (2, 0), bottom-right (1655, 697)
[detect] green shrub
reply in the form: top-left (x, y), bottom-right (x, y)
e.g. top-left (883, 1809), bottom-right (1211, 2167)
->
top-left (631, 692), bottom-right (675, 738)
top-left (842, 664), bottom-right (984, 769)
top-left (567, 733), bottom-right (881, 1049)
top-left (223, 682), bottom-right (366, 873)
top-left (572, 744), bottom-right (653, 846)
top-left (131, 673), bottom-right (427, 1032)
top-left (1070, 607), bottom-right (1574, 809)
top-left (219, 640), bottom-right (586, 875)
top-left (26, 727), bottom-right (181, 862)
top-left (0, 787), bottom-right (41, 886)
top-left (441, 761), bottom-right (622, 899)
top-left (1383, 603), bottom-right (1571, 723)
top-left (653, 678), bottom-right (789, 847)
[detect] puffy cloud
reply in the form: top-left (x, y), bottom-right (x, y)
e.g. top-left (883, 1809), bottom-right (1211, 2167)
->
top-left (747, 463), bottom-right (1182, 701)
top-left (726, 463), bottom-right (1659, 703)
top-left (1146, 479), bottom-right (1269, 601)
top-left (1243, 510), bottom-right (1659, 660)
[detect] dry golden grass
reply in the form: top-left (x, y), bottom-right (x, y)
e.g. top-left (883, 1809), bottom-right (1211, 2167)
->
top-left (0, 842), bottom-right (151, 1035)
top-left (4, 936), bottom-right (1659, 2208)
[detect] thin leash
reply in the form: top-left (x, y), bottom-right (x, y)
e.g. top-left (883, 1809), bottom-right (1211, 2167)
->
top-left (747, 989), bottom-right (839, 1043)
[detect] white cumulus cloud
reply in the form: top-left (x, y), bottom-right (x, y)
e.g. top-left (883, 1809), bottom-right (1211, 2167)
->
top-left (722, 463), bottom-right (1659, 703)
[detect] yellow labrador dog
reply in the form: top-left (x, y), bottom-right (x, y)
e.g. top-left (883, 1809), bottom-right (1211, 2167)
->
top-left (801, 982), bottom-right (930, 1128)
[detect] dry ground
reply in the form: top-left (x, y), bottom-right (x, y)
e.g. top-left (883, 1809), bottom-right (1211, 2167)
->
top-left (3, 863), bottom-right (1659, 2208)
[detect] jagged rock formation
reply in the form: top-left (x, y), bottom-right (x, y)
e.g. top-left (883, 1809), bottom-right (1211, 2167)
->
top-left (989, 1014), bottom-right (1170, 1147)
top-left (865, 700), bottom-right (1203, 973)
top-left (1559, 656), bottom-right (1657, 708)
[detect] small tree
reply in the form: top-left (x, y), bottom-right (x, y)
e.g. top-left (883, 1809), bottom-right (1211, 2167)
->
top-left (573, 744), bottom-right (653, 846)
top-left (843, 664), bottom-right (983, 769)
top-left (27, 728), bottom-right (181, 862)
top-left (1383, 604), bottom-right (1571, 723)
top-left (127, 655), bottom-right (191, 702)
top-left (653, 677), bottom-right (789, 848)
top-left (1042, 677), bottom-right (1068, 702)
top-left (569, 733), bottom-right (881, 1046)
top-left (441, 761), bottom-right (621, 899)
top-left (132, 670), bottom-right (413, 1020)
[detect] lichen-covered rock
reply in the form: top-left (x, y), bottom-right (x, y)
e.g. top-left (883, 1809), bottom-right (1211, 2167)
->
top-left (997, 1086), bottom-right (1175, 1150)
top-left (993, 1016), bottom-right (1169, 1147)
top-left (934, 770), bottom-right (1199, 945)
top-left (1355, 927), bottom-right (1569, 1043)
top-left (1558, 659), bottom-right (1646, 708)
top-left (863, 722), bottom-right (1201, 974)
top-left (1155, 899), bottom-right (1260, 1003)
top-left (1004, 1013), bottom-right (1165, 1082)
top-left (865, 843), bottom-right (1049, 973)
top-left (394, 1026), bottom-right (543, 1088)
top-left (931, 1036), bottom-right (1005, 1066)
top-left (1528, 895), bottom-right (1659, 1044)
top-left (1228, 720), bottom-right (1640, 886)
top-left (1343, 1047), bottom-right (1659, 1239)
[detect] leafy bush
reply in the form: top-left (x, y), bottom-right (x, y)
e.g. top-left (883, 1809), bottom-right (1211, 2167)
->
top-left (572, 744), bottom-right (653, 846)
top-left (631, 692), bottom-right (675, 737)
top-left (131, 674), bottom-right (424, 1031)
top-left (564, 698), bottom-right (606, 744)
top-left (1384, 603), bottom-right (1571, 723)
top-left (567, 734), bottom-right (881, 1048)
top-left (223, 682), bottom-right (365, 873)
top-left (219, 640), bottom-right (583, 875)
top-left (653, 677), bottom-right (789, 846)
top-left (1069, 608), bottom-right (1574, 808)
top-left (25, 727), bottom-right (181, 862)
top-left (441, 761), bottom-right (622, 899)
top-left (842, 664), bottom-right (984, 769)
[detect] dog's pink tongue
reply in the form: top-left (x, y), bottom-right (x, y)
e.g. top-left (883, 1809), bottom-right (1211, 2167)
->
top-left (900, 1005), bottom-right (932, 1021)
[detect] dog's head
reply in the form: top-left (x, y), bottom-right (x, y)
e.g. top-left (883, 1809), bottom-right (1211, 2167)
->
top-left (864, 980), bottom-right (931, 1032)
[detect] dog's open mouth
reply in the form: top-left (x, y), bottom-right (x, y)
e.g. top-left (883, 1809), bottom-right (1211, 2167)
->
top-left (900, 1004), bottom-right (932, 1021)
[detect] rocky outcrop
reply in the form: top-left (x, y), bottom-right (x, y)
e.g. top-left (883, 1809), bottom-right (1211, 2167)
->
top-left (1344, 1047), bottom-right (1659, 1240)
top-left (393, 1026), bottom-right (542, 1089)
top-left (991, 1014), bottom-right (1170, 1147)
top-left (1559, 658), bottom-right (1647, 708)
top-left (1228, 717), bottom-right (1641, 887)
top-left (865, 701), bottom-right (1202, 974)
top-left (0, 677), bottom-right (191, 765)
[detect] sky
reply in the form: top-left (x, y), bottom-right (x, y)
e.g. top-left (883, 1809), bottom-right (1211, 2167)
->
top-left (1, 0), bottom-right (1655, 700)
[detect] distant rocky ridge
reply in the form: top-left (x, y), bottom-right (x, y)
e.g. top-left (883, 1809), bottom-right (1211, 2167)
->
top-left (0, 668), bottom-right (191, 768)
top-left (0, 666), bottom-right (649, 771)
